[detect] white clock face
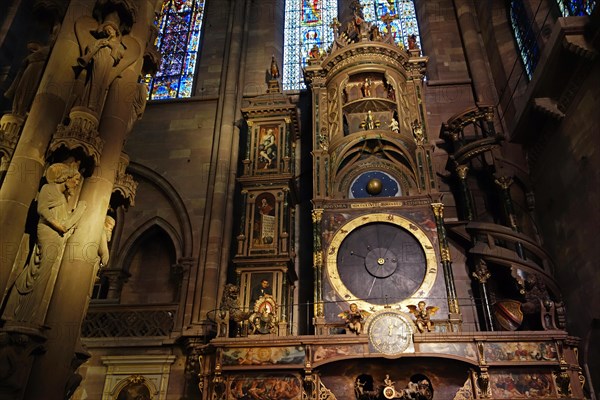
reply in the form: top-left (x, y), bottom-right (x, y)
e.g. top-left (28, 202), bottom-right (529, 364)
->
top-left (368, 312), bottom-right (412, 355)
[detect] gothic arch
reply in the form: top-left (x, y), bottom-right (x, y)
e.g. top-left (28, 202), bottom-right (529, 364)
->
top-left (114, 217), bottom-right (181, 275)
top-left (127, 161), bottom-right (193, 258)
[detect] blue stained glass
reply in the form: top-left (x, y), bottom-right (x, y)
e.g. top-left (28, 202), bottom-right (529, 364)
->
top-left (360, 0), bottom-right (421, 49)
top-left (556, 0), bottom-right (596, 15)
top-left (510, 0), bottom-right (540, 80)
top-left (283, 0), bottom-right (338, 90)
top-left (146, 0), bottom-right (205, 100)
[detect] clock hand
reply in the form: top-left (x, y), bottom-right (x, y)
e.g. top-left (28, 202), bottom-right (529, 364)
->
top-left (350, 250), bottom-right (366, 259)
top-left (381, 230), bottom-right (401, 259)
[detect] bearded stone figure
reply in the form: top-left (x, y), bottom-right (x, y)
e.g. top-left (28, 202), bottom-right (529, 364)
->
top-left (1, 163), bottom-right (86, 326)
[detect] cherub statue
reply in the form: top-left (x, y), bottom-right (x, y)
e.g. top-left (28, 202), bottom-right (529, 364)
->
top-left (407, 301), bottom-right (439, 333)
top-left (338, 303), bottom-right (370, 335)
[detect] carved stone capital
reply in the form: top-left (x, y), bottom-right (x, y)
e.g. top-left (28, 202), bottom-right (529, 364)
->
top-left (92, 0), bottom-right (137, 35)
top-left (111, 152), bottom-right (138, 209)
top-left (0, 114), bottom-right (23, 161)
top-left (50, 107), bottom-right (104, 166)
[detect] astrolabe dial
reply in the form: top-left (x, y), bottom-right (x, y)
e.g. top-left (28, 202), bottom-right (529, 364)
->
top-left (326, 213), bottom-right (438, 311)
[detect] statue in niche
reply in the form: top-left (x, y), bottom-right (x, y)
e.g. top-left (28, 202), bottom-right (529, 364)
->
top-left (407, 301), bottom-right (439, 333)
top-left (338, 303), bottom-right (370, 335)
top-left (1, 163), bottom-right (86, 324)
top-left (361, 78), bottom-right (372, 97)
top-left (3, 41), bottom-right (51, 116)
top-left (389, 117), bottom-right (399, 133)
top-left (76, 21), bottom-right (125, 112)
top-left (361, 111), bottom-right (380, 130)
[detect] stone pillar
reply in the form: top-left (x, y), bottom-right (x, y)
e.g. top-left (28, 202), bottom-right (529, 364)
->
top-left (431, 203), bottom-right (461, 330)
top-left (0, 2), bottom-right (82, 295)
top-left (452, 0), bottom-right (495, 104)
top-left (193, 0), bottom-right (250, 330)
top-left (23, 5), bottom-right (154, 393)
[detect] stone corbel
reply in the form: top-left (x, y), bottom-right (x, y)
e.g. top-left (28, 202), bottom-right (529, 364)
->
top-left (111, 153), bottom-right (138, 209)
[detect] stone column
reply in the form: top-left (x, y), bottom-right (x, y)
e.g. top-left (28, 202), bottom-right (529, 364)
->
top-left (431, 203), bottom-right (461, 330)
top-left (452, 0), bottom-right (495, 104)
top-left (0, 2), bottom-right (82, 295)
top-left (23, 8), bottom-right (153, 394)
top-left (193, 0), bottom-right (250, 330)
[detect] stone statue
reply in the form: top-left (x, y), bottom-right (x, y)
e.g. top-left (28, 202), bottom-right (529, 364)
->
top-left (76, 20), bottom-right (126, 112)
top-left (98, 215), bottom-right (116, 267)
top-left (1, 163), bottom-right (86, 325)
top-left (3, 41), bottom-right (50, 116)
top-left (407, 301), bottom-right (439, 333)
top-left (269, 55), bottom-right (280, 80)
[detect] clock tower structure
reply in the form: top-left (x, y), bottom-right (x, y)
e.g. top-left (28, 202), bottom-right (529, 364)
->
top-left (304, 23), bottom-right (461, 337)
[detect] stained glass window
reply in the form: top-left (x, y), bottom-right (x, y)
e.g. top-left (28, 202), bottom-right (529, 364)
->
top-left (556, 0), bottom-right (596, 16)
top-left (360, 0), bottom-right (421, 49)
top-left (146, 0), bottom-right (206, 100)
top-left (283, 0), bottom-right (338, 90)
top-left (510, 0), bottom-right (540, 80)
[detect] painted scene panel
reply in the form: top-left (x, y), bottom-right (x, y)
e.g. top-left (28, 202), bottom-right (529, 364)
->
top-left (485, 342), bottom-right (558, 363)
top-left (490, 370), bottom-right (557, 398)
top-left (222, 346), bottom-right (305, 366)
top-left (229, 374), bottom-right (302, 399)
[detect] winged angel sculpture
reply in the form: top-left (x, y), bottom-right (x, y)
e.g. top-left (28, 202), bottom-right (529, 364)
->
top-left (407, 301), bottom-right (439, 333)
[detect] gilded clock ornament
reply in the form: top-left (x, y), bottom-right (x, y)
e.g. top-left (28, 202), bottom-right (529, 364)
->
top-left (367, 310), bottom-right (414, 356)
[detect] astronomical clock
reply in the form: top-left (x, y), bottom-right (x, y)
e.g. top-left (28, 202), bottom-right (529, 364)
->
top-left (303, 20), bottom-right (460, 339)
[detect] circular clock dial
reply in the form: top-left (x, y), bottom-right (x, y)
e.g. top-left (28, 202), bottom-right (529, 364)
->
top-left (368, 311), bottom-right (413, 355)
top-left (326, 213), bottom-right (438, 311)
top-left (337, 222), bottom-right (426, 305)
